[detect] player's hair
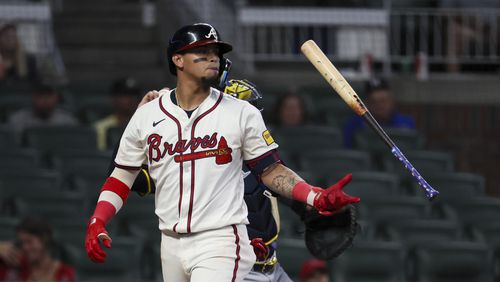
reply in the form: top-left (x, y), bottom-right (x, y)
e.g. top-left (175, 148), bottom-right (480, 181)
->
top-left (16, 217), bottom-right (54, 249)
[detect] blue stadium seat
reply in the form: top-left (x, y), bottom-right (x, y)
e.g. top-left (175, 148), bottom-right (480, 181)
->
top-left (331, 240), bottom-right (405, 282)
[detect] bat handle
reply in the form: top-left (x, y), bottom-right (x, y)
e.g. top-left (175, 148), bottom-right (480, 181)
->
top-left (391, 147), bottom-right (440, 201)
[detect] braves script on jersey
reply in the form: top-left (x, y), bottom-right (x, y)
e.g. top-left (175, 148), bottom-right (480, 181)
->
top-left (115, 88), bottom-right (278, 234)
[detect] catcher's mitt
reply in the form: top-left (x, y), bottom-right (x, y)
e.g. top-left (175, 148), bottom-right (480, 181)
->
top-left (303, 204), bottom-right (357, 260)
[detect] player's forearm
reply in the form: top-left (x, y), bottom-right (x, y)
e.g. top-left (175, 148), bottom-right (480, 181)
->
top-left (91, 168), bottom-right (140, 224)
top-left (261, 163), bottom-right (304, 199)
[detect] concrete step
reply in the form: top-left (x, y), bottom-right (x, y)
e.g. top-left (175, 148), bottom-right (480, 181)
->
top-left (55, 26), bottom-right (154, 46)
top-left (66, 66), bottom-right (169, 85)
top-left (61, 47), bottom-right (161, 66)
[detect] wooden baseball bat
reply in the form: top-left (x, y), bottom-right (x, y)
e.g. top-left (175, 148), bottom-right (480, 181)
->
top-left (300, 40), bottom-right (439, 200)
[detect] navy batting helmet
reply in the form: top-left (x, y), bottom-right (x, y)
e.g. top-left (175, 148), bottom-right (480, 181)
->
top-left (167, 23), bottom-right (232, 76)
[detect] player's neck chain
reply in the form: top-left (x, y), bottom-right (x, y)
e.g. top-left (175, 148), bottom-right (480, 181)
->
top-left (175, 90), bottom-right (199, 112)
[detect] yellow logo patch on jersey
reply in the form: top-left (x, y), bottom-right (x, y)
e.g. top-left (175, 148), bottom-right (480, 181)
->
top-left (262, 130), bottom-right (275, 146)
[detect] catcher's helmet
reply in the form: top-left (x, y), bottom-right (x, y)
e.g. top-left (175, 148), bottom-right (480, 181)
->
top-left (167, 23), bottom-right (233, 75)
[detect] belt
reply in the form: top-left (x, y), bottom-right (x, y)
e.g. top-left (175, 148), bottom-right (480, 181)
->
top-left (252, 255), bottom-right (278, 273)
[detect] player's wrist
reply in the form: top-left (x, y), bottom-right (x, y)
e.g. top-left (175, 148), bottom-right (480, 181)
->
top-left (292, 182), bottom-right (320, 207)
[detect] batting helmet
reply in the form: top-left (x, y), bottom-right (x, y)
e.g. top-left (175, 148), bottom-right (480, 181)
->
top-left (167, 23), bottom-right (233, 75)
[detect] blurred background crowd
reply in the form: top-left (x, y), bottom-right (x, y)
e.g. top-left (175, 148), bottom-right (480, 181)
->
top-left (0, 0), bottom-right (500, 281)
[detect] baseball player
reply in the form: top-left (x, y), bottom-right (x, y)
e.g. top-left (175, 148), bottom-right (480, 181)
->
top-left (85, 23), bottom-right (360, 282)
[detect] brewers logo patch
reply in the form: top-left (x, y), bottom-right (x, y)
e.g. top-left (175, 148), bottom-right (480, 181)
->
top-left (262, 130), bottom-right (275, 146)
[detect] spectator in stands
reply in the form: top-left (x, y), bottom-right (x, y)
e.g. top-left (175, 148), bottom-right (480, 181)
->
top-left (0, 217), bottom-right (75, 282)
top-left (299, 259), bottom-right (329, 282)
top-left (0, 23), bottom-right (38, 83)
top-left (8, 83), bottom-right (77, 132)
top-left (343, 78), bottom-right (415, 148)
top-left (94, 77), bottom-right (142, 151)
top-left (271, 93), bottom-right (309, 128)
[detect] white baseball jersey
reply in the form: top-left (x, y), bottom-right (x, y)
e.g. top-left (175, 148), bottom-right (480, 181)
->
top-left (115, 88), bottom-right (279, 234)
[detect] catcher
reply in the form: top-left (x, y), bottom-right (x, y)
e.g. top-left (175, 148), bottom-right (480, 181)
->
top-left (115, 63), bottom-right (358, 281)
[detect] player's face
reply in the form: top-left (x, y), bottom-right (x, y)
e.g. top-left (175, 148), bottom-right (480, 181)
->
top-left (175, 44), bottom-right (220, 85)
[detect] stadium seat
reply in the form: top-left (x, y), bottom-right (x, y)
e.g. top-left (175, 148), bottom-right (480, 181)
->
top-left (106, 126), bottom-right (125, 150)
top-left (75, 95), bottom-right (113, 123)
top-left (0, 149), bottom-right (41, 170)
top-left (0, 216), bottom-right (20, 241)
top-left (0, 94), bottom-right (31, 122)
top-left (15, 192), bottom-right (87, 220)
top-left (414, 241), bottom-right (494, 282)
top-left (276, 238), bottom-right (314, 280)
top-left (328, 171), bottom-right (400, 199)
top-left (382, 150), bottom-right (454, 177)
top-left (73, 174), bottom-right (107, 201)
top-left (52, 149), bottom-right (111, 185)
top-left (385, 219), bottom-right (462, 246)
top-left (331, 240), bottom-right (405, 282)
top-left (314, 97), bottom-right (352, 127)
top-left (446, 197), bottom-right (500, 226)
top-left (67, 237), bottom-right (143, 282)
top-left (428, 172), bottom-right (486, 202)
top-left (356, 220), bottom-right (376, 241)
top-left (300, 150), bottom-right (371, 180)
top-left (278, 200), bottom-right (304, 239)
top-left (273, 126), bottom-right (342, 156)
top-left (119, 195), bottom-right (158, 240)
top-left (354, 128), bottom-right (424, 154)
top-left (0, 170), bottom-right (61, 200)
top-left (24, 126), bottom-right (97, 155)
top-left (0, 126), bottom-right (18, 148)
top-left (359, 195), bottom-right (431, 223)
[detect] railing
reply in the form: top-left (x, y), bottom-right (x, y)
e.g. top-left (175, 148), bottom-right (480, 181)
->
top-left (391, 8), bottom-right (500, 66)
top-left (237, 7), bottom-right (390, 73)
top-left (237, 6), bottom-right (500, 73)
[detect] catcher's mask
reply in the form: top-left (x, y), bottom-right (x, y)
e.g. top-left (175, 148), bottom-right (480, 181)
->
top-left (223, 79), bottom-right (263, 111)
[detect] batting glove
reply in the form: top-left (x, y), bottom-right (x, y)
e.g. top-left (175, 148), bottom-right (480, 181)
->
top-left (85, 217), bottom-right (112, 263)
top-left (250, 238), bottom-right (269, 261)
top-left (313, 174), bottom-right (360, 215)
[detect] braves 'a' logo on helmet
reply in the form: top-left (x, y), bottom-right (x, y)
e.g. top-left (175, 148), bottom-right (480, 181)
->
top-left (205, 27), bottom-right (218, 40)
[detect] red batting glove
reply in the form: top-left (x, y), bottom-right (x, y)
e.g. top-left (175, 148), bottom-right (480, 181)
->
top-left (250, 238), bottom-right (269, 261)
top-left (313, 174), bottom-right (360, 215)
top-left (292, 173), bottom-right (360, 216)
top-left (85, 217), bottom-right (112, 263)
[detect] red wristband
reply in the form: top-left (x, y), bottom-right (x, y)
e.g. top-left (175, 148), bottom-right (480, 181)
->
top-left (92, 201), bottom-right (116, 225)
top-left (292, 182), bottom-right (317, 206)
